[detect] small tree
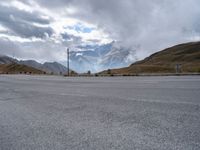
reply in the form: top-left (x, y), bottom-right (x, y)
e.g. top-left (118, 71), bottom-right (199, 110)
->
top-left (70, 70), bottom-right (76, 76)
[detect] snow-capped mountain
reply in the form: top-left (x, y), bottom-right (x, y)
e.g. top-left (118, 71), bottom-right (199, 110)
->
top-left (69, 42), bottom-right (136, 73)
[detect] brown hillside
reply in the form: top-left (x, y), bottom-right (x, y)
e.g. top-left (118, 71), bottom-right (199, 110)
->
top-left (101, 41), bottom-right (200, 74)
top-left (0, 63), bottom-right (45, 74)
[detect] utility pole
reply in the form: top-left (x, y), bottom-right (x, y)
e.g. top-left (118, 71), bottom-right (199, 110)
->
top-left (67, 48), bottom-right (70, 76)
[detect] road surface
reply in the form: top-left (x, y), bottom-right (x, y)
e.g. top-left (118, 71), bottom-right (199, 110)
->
top-left (0, 75), bottom-right (200, 150)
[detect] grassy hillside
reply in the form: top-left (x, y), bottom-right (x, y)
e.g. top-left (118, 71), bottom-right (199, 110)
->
top-left (100, 41), bottom-right (200, 75)
top-left (0, 63), bottom-right (45, 74)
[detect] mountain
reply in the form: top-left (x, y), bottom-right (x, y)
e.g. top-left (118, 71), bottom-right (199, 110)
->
top-left (19, 60), bottom-right (43, 69)
top-left (42, 62), bottom-right (68, 74)
top-left (0, 55), bottom-right (70, 75)
top-left (99, 44), bottom-right (132, 69)
top-left (100, 41), bottom-right (200, 74)
top-left (69, 42), bottom-right (134, 73)
top-left (19, 60), bottom-right (69, 74)
top-left (0, 55), bottom-right (18, 64)
top-left (0, 63), bottom-right (45, 74)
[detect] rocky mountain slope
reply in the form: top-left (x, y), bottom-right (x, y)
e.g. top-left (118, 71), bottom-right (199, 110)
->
top-left (0, 55), bottom-right (69, 75)
top-left (0, 63), bottom-right (45, 74)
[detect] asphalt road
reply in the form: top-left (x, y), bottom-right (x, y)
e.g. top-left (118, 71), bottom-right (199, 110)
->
top-left (0, 75), bottom-right (200, 150)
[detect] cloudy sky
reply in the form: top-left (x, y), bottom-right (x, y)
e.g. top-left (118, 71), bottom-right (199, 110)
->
top-left (0, 0), bottom-right (200, 64)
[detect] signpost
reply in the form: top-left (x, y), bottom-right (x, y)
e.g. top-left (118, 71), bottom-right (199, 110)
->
top-left (175, 64), bottom-right (182, 73)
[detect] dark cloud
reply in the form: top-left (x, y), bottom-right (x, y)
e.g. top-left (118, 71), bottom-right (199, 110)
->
top-left (34, 0), bottom-right (74, 8)
top-left (61, 33), bottom-right (81, 41)
top-left (61, 33), bottom-right (83, 48)
top-left (0, 4), bottom-right (53, 38)
top-left (35, 0), bottom-right (200, 57)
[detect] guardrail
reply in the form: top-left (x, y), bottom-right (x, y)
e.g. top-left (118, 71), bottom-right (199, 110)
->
top-left (65, 73), bottom-right (200, 77)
